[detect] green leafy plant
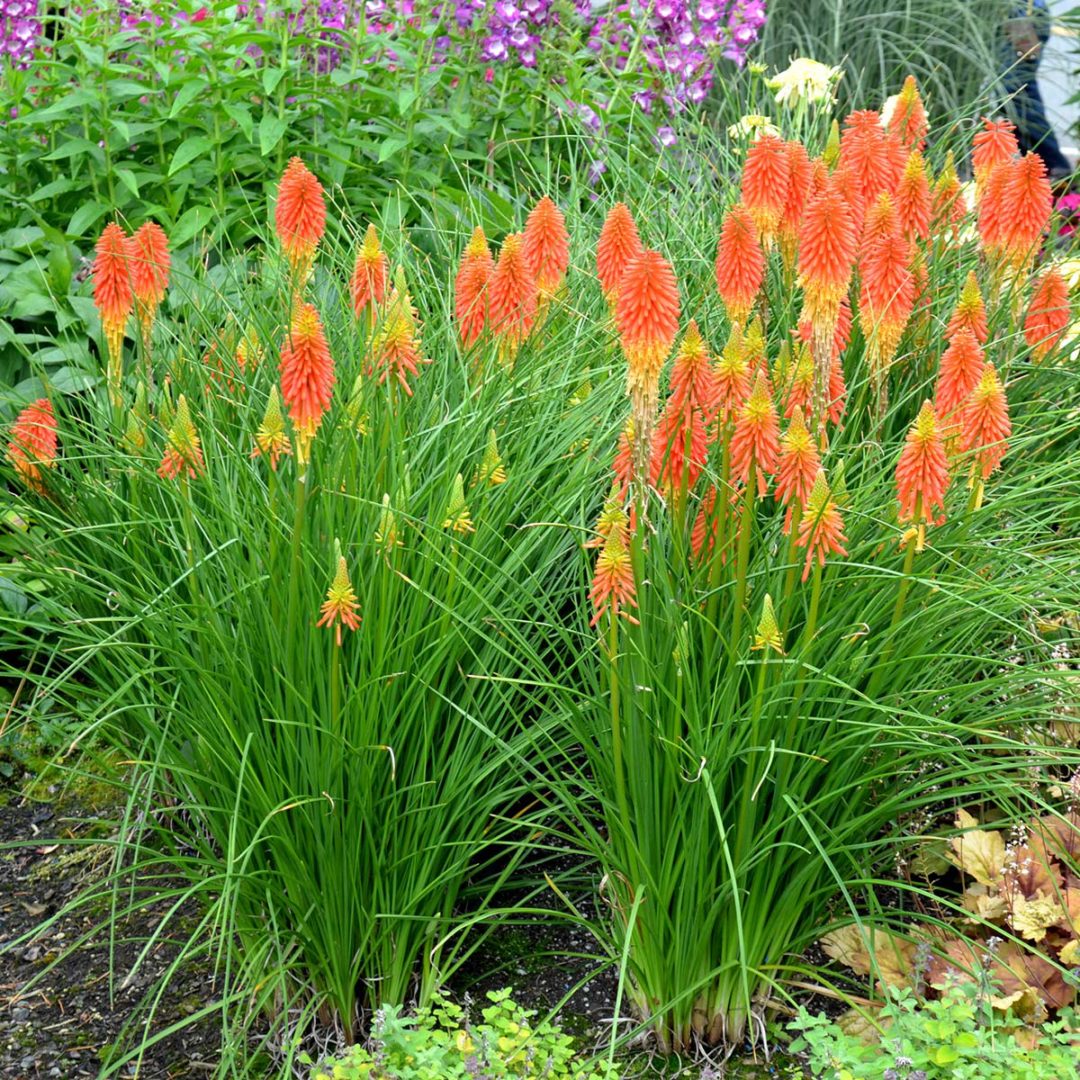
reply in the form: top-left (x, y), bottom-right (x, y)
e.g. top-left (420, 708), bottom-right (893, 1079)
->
top-left (788, 983), bottom-right (1080, 1079)
top-left (304, 989), bottom-right (620, 1080)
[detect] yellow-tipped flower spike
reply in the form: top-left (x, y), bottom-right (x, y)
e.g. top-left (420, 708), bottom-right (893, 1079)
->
top-left (374, 493), bottom-right (403, 555)
top-left (123, 381), bottom-right (150, 453)
top-left (751, 594), bottom-right (784, 654)
top-left (252, 385), bottom-right (292, 471)
top-left (346, 373), bottom-right (370, 436)
top-left (158, 394), bottom-right (205, 480)
top-left (585, 481), bottom-right (630, 550)
top-left (235, 324), bottom-right (264, 371)
top-left (474, 428), bottom-right (507, 487)
top-left (442, 473), bottom-right (475, 535)
top-left (316, 540), bottom-right (361, 647)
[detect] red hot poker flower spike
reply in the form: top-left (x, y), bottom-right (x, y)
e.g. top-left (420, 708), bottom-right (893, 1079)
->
top-left (935, 329), bottom-right (985, 422)
top-left (730, 369), bottom-right (780, 497)
top-left (7, 398), bottom-right (57, 492)
top-left (317, 551), bottom-right (362, 646)
top-left (895, 400), bottom-right (949, 551)
top-left (522, 195), bottom-right (570, 300)
top-left (279, 302), bottom-right (335, 459)
top-left (959, 362), bottom-right (1010, 482)
top-left (1024, 267), bottom-right (1071, 361)
top-left (128, 222), bottom-right (170, 346)
top-left (454, 226), bottom-right (494, 349)
top-left (94, 222), bottom-right (133, 404)
top-left (488, 233), bottom-right (538, 365)
top-left (715, 205), bottom-right (764, 326)
top-left (741, 133), bottom-right (790, 246)
top-left (945, 272), bottom-right (988, 345)
top-left (351, 224), bottom-right (389, 318)
top-left (589, 527), bottom-right (639, 627)
top-left (596, 203), bottom-right (643, 302)
top-left (796, 468), bottom-right (848, 581)
top-left (275, 157), bottom-right (326, 279)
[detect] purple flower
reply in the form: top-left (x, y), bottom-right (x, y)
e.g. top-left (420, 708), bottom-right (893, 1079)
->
top-left (656, 126), bottom-right (677, 148)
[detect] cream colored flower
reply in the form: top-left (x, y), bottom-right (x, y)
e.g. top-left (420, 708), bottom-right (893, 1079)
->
top-left (727, 113), bottom-right (782, 140)
top-left (767, 58), bottom-right (843, 109)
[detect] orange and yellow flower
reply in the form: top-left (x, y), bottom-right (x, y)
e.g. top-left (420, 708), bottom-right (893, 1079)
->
top-left (128, 222), bottom-right (170, 348)
top-left (158, 394), bottom-right (205, 481)
top-left (730, 370), bottom-right (780, 496)
top-left (274, 157), bottom-right (326, 281)
top-left (945, 272), bottom-right (988, 344)
top-left (454, 226), bottom-right (494, 348)
top-left (615, 248), bottom-right (680, 416)
top-left (741, 132), bottom-right (791, 245)
top-left (589, 526), bottom-right (638, 627)
top-left (931, 151), bottom-right (966, 236)
top-left (858, 195), bottom-right (914, 379)
top-left (316, 551), bottom-right (362, 646)
top-left (1003, 153), bottom-right (1052, 268)
top-left (488, 232), bottom-right (538, 364)
top-left (895, 150), bottom-right (931, 242)
top-left (596, 202), bottom-right (643, 302)
top-left (251, 385), bottom-right (292, 470)
top-left (667, 321), bottom-right (718, 420)
top-left (351, 224), bottom-right (389, 318)
top-left (887, 75), bottom-right (928, 151)
top-left (778, 139), bottom-right (813, 266)
top-left (94, 221), bottom-right (134, 405)
top-left (775, 406), bottom-right (820, 532)
top-left (1024, 268), bottom-right (1071, 360)
top-left (715, 205), bottom-right (765, 326)
top-left (6, 398), bottom-right (57, 492)
top-left (935, 329), bottom-right (985, 422)
top-left (370, 268), bottom-right (429, 396)
top-left (279, 302), bottom-right (335, 461)
top-left (895, 400), bottom-right (949, 550)
top-left (522, 195), bottom-right (570, 300)
top-left (972, 118), bottom-right (1018, 193)
top-left (959, 362), bottom-right (1010, 483)
top-left (796, 468), bottom-right (848, 580)
top-left (714, 325), bottom-right (751, 426)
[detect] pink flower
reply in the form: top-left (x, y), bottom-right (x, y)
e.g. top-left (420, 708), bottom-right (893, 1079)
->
top-left (192, 7), bottom-right (209, 21)
top-left (485, 67), bottom-right (495, 83)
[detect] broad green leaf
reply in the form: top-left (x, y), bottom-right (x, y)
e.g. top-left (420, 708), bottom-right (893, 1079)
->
top-left (377, 135), bottom-right (409, 164)
top-left (259, 115), bottom-right (288, 157)
top-left (168, 136), bottom-right (213, 177)
top-left (29, 179), bottom-right (77, 204)
top-left (115, 168), bottom-right (140, 199)
top-left (171, 205), bottom-right (213, 247)
top-left (262, 66), bottom-right (285, 97)
top-left (222, 103), bottom-right (254, 142)
top-left (67, 202), bottom-right (110, 239)
top-left (170, 78), bottom-right (208, 118)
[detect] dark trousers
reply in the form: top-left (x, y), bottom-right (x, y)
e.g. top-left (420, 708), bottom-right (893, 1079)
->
top-left (1003, 61), bottom-right (1073, 176)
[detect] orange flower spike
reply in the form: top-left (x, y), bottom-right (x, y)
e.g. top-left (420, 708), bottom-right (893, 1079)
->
top-left (839, 109), bottom-right (890, 206)
top-left (859, 198), bottom-right (915, 374)
top-left (316, 549), bottom-right (362, 647)
top-left (650, 399), bottom-right (709, 494)
top-left (730, 370), bottom-right (780, 496)
top-left (895, 150), bottom-right (931, 242)
top-left (454, 226), bottom-right (494, 348)
top-left (775, 406), bottom-right (821, 531)
top-left (158, 394), bottom-right (205, 481)
top-left (972, 117), bottom-right (1019, 193)
top-left (1024, 268), bottom-right (1071, 360)
top-left (596, 202), bottom-right (643, 301)
top-left (128, 222), bottom-right (170, 346)
top-left (977, 159), bottom-right (1013, 260)
top-left (93, 222), bottom-right (134, 404)
top-left (371, 268), bottom-right (430, 396)
top-left (895, 400), bottom-right (950, 551)
top-left (6, 398), bottom-right (58, 492)
top-left (715, 204), bottom-right (765, 326)
top-left (797, 173), bottom-right (857, 421)
top-left (615, 248), bottom-right (680, 414)
top-left (935, 329), bottom-right (986, 422)
top-left (274, 157), bottom-right (326, 279)
top-left (796, 468), bottom-right (848, 581)
top-left (778, 140), bottom-right (813, 266)
top-left (740, 133), bottom-right (791, 246)
top-left (945, 272), bottom-right (988, 345)
top-left (1004, 153), bottom-right (1053, 268)
top-left (931, 151), bottom-right (966, 235)
top-left (714, 325), bottom-right (751, 426)
top-left (859, 190), bottom-right (900, 264)
top-left (488, 232), bottom-right (539, 363)
top-left (888, 75), bottom-right (928, 151)
top-left (959, 362), bottom-right (1011, 483)
top-left (522, 195), bottom-right (570, 300)
top-left (279, 302), bottom-right (335, 461)
top-left (251, 385), bottom-right (292, 471)
top-left (668, 320), bottom-right (719, 420)
top-left (589, 527), bottom-right (639, 627)
top-left (351, 224), bottom-right (390, 318)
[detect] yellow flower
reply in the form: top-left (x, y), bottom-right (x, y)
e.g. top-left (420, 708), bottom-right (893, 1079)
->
top-left (473, 428), bottom-right (507, 487)
top-left (442, 473), bottom-right (475, 535)
top-left (767, 58), bottom-right (843, 109)
top-left (751, 594), bottom-right (785, 655)
top-left (374, 493), bottom-right (403, 554)
top-left (252, 385), bottom-right (292, 470)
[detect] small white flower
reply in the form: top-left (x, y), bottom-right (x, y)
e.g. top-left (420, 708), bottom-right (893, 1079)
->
top-left (727, 113), bottom-right (781, 140)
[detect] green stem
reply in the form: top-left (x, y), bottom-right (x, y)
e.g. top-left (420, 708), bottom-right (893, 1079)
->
top-left (731, 462), bottom-right (756, 653)
top-left (608, 609), bottom-right (630, 852)
top-left (866, 531), bottom-right (918, 700)
top-left (286, 473), bottom-right (309, 641)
